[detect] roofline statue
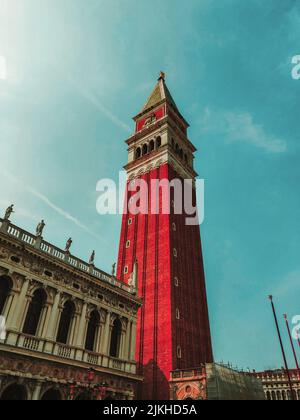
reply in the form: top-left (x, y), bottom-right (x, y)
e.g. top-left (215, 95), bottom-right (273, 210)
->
top-left (36, 220), bottom-right (46, 237)
top-left (112, 262), bottom-right (116, 277)
top-left (89, 250), bottom-right (95, 265)
top-left (65, 238), bottom-right (73, 253)
top-left (4, 205), bottom-right (14, 221)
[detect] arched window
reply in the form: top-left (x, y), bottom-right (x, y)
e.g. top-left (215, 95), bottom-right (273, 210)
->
top-left (0, 384), bottom-right (27, 401)
top-left (56, 300), bottom-right (75, 344)
top-left (276, 390), bottom-right (281, 400)
top-left (293, 389), bottom-right (297, 400)
top-left (156, 137), bottom-right (162, 149)
top-left (175, 143), bottom-right (179, 154)
top-left (135, 147), bottom-right (141, 160)
top-left (142, 144), bottom-right (148, 156)
top-left (184, 153), bottom-right (188, 163)
top-left (266, 391), bottom-right (271, 400)
top-left (177, 345), bottom-right (182, 359)
top-left (0, 275), bottom-right (12, 315)
top-left (85, 310), bottom-right (100, 352)
top-left (110, 318), bottom-right (122, 358)
top-left (171, 138), bottom-right (175, 148)
top-left (179, 149), bottom-right (183, 159)
top-left (23, 288), bottom-right (47, 336)
top-left (149, 140), bottom-right (155, 152)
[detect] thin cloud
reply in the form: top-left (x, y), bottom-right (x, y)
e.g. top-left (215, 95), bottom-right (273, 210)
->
top-left (225, 112), bottom-right (287, 153)
top-left (200, 107), bottom-right (287, 154)
top-left (68, 77), bottom-right (132, 134)
top-left (0, 167), bottom-right (100, 239)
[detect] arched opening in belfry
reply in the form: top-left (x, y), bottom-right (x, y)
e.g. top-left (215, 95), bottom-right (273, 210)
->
top-left (142, 143), bottom-right (148, 156)
top-left (0, 384), bottom-right (27, 400)
top-left (85, 310), bottom-right (100, 352)
top-left (41, 388), bottom-right (62, 401)
top-left (56, 300), bottom-right (75, 344)
top-left (156, 136), bottom-right (162, 149)
top-left (109, 318), bottom-right (122, 358)
top-left (135, 147), bottom-right (141, 160)
top-left (23, 288), bottom-right (47, 336)
top-left (0, 275), bottom-right (12, 315)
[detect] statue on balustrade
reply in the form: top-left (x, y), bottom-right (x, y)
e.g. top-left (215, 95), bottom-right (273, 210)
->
top-left (4, 204), bottom-right (14, 220)
top-left (36, 220), bottom-right (46, 237)
top-left (112, 262), bottom-right (116, 276)
top-left (89, 250), bottom-right (95, 265)
top-left (65, 238), bottom-right (73, 252)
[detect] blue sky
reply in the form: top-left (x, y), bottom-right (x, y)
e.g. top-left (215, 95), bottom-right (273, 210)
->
top-left (0, 0), bottom-right (300, 371)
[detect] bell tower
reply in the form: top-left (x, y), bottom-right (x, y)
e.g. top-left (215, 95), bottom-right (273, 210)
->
top-left (117, 73), bottom-right (213, 400)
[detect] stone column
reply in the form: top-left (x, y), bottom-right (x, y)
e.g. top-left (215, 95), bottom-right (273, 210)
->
top-left (119, 320), bottom-right (129, 360)
top-left (2, 291), bottom-right (16, 321)
top-left (120, 329), bottom-right (126, 359)
top-left (45, 291), bottom-right (61, 340)
top-left (95, 320), bottom-right (104, 354)
top-left (9, 278), bottom-right (30, 331)
top-left (101, 311), bottom-right (111, 355)
top-left (20, 295), bottom-right (32, 331)
top-left (69, 306), bottom-right (80, 346)
top-left (39, 303), bottom-right (52, 338)
top-left (123, 319), bottom-right (131, 360)
top-left (75, 302), bottom-right (88, 348)
top-left (32, 381), bottom-right (43, 400)
top-left (130, 320), bottom-right (137, 360)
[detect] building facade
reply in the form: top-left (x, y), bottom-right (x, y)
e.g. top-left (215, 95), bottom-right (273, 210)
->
top-left (0, 215), bottom-right (142, 400)
top-left (170, 364), bottom-right (265, 401)
top-left (255, 369), bottom-right (300, 400)
top-left (117, 73), bottom-right (213, 400)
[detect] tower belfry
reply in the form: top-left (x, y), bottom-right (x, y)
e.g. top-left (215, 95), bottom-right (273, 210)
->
top-left (117, 73), bottom-right (213, 400)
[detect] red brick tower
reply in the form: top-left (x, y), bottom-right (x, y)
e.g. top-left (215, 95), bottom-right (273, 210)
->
top-left (117, 73), bottom-right (213, 400)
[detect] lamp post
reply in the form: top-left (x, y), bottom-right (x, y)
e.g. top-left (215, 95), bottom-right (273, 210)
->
top-left (268, 296), bottom-right (294, 400)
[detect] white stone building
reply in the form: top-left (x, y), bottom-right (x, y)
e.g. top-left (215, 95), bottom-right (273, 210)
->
top-left (0, 214), bottom-right (142, 400)
top-left (255, 369), bottom-right (300, 401)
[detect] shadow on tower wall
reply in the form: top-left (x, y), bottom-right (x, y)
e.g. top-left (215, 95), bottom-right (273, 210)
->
top-left (137, 359), bottom-right (170, 400)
